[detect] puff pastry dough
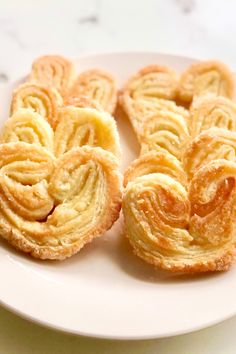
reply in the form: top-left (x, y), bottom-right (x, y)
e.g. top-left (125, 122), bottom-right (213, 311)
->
top-left (120, 65), bottom-right (180, 136)
top-left (183, 127), bottom-right (236, 178)
top-left (67, 69), bottom-right (117, 114)
top-left (65, 95), bottom-right (101, 110)
top-left (124, 150), bottom-right (187, 188)
top-left (189, 94), bottom-right (236, 137)
top-left (140, 109), bottom-right (189, 160)
top-left (1, 109), bottom-right (54, 152)
top-left (29, 55), bottom-right (75, 98)
top-left (123, 60), bottom-right (236, 272)
top-left (54, 107), bottom-right (121, 158)
top-left (11, 82), bottom-right (63, 129)
top-left (120, 95), bottom-right (189, 138)
top-left (122, 65), bottom-right (178, 101)
top-left (123, 159), bottom-right (236, 272)
top-left (0, 143), bottom-right (122, 260)
top-left (178, 60), bottom-right (234, 104)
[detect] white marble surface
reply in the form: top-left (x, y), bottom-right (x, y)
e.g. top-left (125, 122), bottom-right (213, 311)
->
top-left (1, 0), bottom-right (236, 353)
top-left (0, 0), bottom-right (236, 83)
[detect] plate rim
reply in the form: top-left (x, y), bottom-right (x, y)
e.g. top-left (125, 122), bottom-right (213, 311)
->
top-left (0, 50), bottom-right (235, 340)
top-left (0, 295), bottom-right (234, 340)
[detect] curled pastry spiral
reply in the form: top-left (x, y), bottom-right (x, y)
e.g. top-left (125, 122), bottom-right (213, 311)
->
top-left (189, 94), bottom-right (236, 137)
top-left (54, 107), bottom-right (121, 158)
top-left (183, 128), bottom-right (236, 178)
top-left (67, 69), bottom-right (117, 114)
top-left (10, 83), bottom-right (63, 129)
top-left (29, 55), bottom-right (75, 98)
top-left (120, 66), bottom-right (180, 136)
top-left (123, 159), bottom-right (236, 272)
top-left (123, 65), bottom-right (178, 100)
top-left (0, 143), bottom-right (122, 260)
top-left (124, 150), bottom-right (188, 188)
top-left (178, 60), bottom-right (234, 104)
top-left (120, 95), bottom-right (189, 137)
top-left (140, 109), bottom-right (189, 160)
top-left (0, 109), bottom-right (54, 152)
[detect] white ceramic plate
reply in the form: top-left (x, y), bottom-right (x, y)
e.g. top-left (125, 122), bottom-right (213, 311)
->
top-left (0, 52), bottom-right (236, 340)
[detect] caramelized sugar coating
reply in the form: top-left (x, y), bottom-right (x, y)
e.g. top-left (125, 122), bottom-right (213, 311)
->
top-left (67, 69), bottom-right (117, 114)
top-left (29, 55), bottom-right (75, 98)
top-left (178, 60), bottom-right (234, 104)
top-left (11, 82), bottom-right (63, 129)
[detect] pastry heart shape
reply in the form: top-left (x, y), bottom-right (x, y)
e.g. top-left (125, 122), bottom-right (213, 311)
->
top-left (178, 60), bottom-right (234, 104)
top-left (183, 128), bottom-right (236, 179)
top-left (0, 142), bottom-right (121, 260)
top-left (54, 106), bottom-right (121, 158)
top-left (1, 107), bottom-right (121, 159)
top-left (1, 109), bottom-right (54, 152)
top-left (123, 159), bottom-right (236, 272)
top-left (67, 69), bottom-right (117, 114)
top-left (139, 109), bottom-right (189, 160)
top-left (29, 55), bottom-right (76, 98)
top-left (10, 82), bottom-right (63, 129)
top-left (189, 94), bottom-right (236, 137)
top-left (119, 65), bottom-right (182, 137)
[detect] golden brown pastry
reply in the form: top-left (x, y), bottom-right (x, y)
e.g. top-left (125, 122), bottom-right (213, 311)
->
top-left (29, 55), bottom-right (75, 98)
top-left (139, 109), bottom-right (189, 160)
top-left (120, 95), bottom-right (189, 138)
top-left (122, 65), bottom-right (178, 101)
top-left (67, 69), bottom-right (117, 114)
top-left (124, 150), bottom-right (188, 188)
top-left (0, 143), bottom-right (122, 260)
top-left (189, 94), bottom-right (236, 137)
top-left (183, 127), bottom-right (236, 178)
top-left (0, 109), bottom-right (54, 152)
top-left (120, 65), bottom-right (180, 136)
top-left (10, 82), bottom-right (63, 129)
top-left (64, 94), bottom-right (101, 110)
top-left (178, 60), bottom-right (234, 104)
top-left (54, 106), bottom-right (121, 158)
top-left (123, 159), bottom-right (236, 272)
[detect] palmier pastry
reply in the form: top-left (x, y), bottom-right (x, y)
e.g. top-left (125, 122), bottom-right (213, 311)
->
top-left (140, 109), bottom-right (189, 160)
top-left (120, 65), bottom-right (179, 135)
top-left (124, 150), bottom-right (188, 188)
top-left (11, 82), bottom-right (63, 129)
top-left (29, 55), bottom-right (75, 97)
top-left (1, 109), bottom-right (54, 152)
top-left (183, 127), bottom-right (236, 178)
top-left (123, 159), bottom-right (236, 272)
top-left (120, 95), bottom-right (189, 138)
top-left (54, 107), bottom-right (121, 158)
top-left (0, 143), bottom-right (122, 260)
top-left (68, 69), bottom-right (117, 114)
top-left (178, 60), bottom-right (234, 104)
top-left (189, 94), bottom-right (236, 137)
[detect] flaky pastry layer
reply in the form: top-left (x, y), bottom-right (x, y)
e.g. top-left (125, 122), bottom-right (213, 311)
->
top-left (123, 160), bottom-right (236, 272)
top-left (54, 106), bottom-right (121, 158)
top-left (178, 60), bottom-right (234, 104)
top-left (189, 94), bottom-right (236, 137)
top-left (29, 55), bottom-right (76, 98)
top-left (183, 127), bottom-right (236, 179)
top-left (11, 82), bottom-right (63, 129)
top-left (140, 109), bottom-right (189, 160)
top-left (1, 109), bottom-right (54, 152)
top-left (119, 65), bottom-right (181, 136)
top-left (0, 143), bottom-right (122, 260)
top-left (67, 69), bottom-right (117, 114)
